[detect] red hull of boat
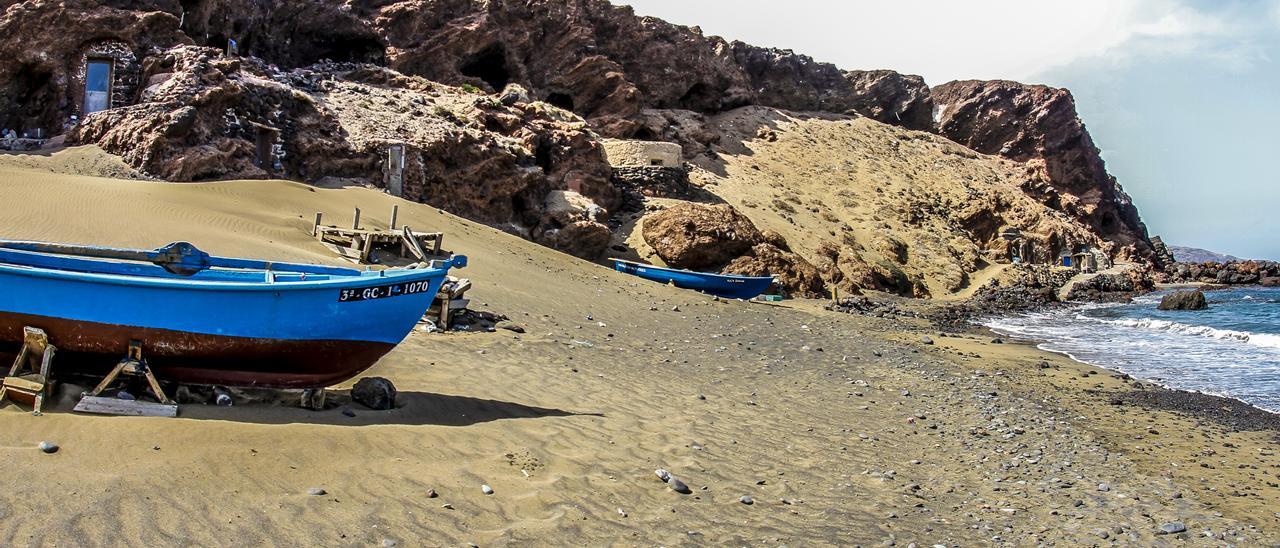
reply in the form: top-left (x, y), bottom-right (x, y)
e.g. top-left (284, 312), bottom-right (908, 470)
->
top-left (0, 312), bottom-right (395, 389)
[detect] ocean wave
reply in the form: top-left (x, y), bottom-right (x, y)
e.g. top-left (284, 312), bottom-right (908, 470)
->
top-left (1089, 316), bottom-right (1280, 349)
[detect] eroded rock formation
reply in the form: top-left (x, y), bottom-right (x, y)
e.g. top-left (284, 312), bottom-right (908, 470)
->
top-left (930, 80), bottom-right (1151, 261)
top-left (641, 203), bottom-right (763, 271)
top-left (0, 0), bottom-right (1156, 276)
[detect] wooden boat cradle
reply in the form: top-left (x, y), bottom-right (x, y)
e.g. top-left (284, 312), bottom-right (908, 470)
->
top-left (312, 205), bottom-right (444, 264)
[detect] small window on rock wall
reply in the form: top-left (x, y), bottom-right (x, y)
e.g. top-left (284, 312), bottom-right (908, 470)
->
top-left (84, 59), bottom-right (113, 114)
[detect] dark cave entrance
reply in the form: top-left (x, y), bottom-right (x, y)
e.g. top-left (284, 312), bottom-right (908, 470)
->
top-left (544, 92), bottom-right (574, 111)
top-left (295, 34), bottom-right (387, 66)
top-left (678, 82), bottom-right (718, 112)
top-left (534, 139), bottom-right (554, 173)
top-left (632, 126), bottom-right (657, 140)
top-left (1, 64), bottom-right (57, 136)
top-left (459, 45), bottom-right (511, 91)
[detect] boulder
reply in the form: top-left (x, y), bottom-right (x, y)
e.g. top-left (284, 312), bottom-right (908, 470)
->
top-left (1158, 290), bottom-right (1207, 311)
top-left (722, 243), bottom-right (826, 298)
top-left (351, 377), bottom-right (398, 410)
top-left (642, 203), bottom-right (764, 270)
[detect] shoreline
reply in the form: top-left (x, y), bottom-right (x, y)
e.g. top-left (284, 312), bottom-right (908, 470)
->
top-left (981, 322), bottom-right (1280, 429)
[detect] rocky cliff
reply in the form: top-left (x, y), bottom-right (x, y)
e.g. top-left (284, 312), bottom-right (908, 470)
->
top-left (0, 0), bottom-right (1155, 288)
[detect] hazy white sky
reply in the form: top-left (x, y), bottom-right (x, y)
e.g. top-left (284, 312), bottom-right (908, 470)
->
top-left (617, 0), bottom-right (1280, 259)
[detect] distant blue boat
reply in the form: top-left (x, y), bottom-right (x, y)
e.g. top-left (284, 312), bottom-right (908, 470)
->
top-left (613, 259), bottom-right (774, 300)
top-left (0, 241), bottom-right (466, 388)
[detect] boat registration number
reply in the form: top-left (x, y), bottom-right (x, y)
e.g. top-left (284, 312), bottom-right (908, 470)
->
top-left (338, 280), bottom-right (434, 302)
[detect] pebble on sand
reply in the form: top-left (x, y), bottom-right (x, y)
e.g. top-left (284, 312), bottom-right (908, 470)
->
top-left (1159, 522), bottom-right (1187, 534)
top-left (426, 488), bottom-right (438, 498)
top-left (739, 496), bottom-right (753, 505)
top-left (481, 484), bottom-right (494, 495)
top-left (920, 336), bottom-right (934, 345)
top-left (38, 441), bottom-right (58, 454)
top-left (668, 477), bottom-right (691, 494)
top-left (306, 487), bottom-right (326, 496)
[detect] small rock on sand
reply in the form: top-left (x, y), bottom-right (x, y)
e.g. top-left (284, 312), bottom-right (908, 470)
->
top-left (740, 496), bottom-right (753, 505)
top-left (920, 336), bottom-right (933, 345)
top-left (426, 488), bottom-right (438, 498)
top-left (352, 377), bottom-right (397, 410)
top-left (38, 441), bottom-right (58, 454)
top-left (1159, 522), bottom-right (1186, 534)
top-left (668, 477), bottom-right (691, 494)
top-left (306, 487), bottom-right (326, 496)
top-left (655, 469), bottom-right (671, 482)
top-left (481, 484), bottom-right (494, 495)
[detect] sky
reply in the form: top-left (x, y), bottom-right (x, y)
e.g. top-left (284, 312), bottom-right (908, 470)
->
top-left (616, 0), bottom-right (1280, 260)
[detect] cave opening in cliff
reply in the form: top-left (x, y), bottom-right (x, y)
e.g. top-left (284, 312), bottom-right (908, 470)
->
top-left (459, 45), bottom-right (510, 91)
top-left (1, 64), bottom-right (56, 136)
top-left (534, 139), bottom-right (555, 173)
top-left (295, 34), bottom-right (387, 67)
top-left (632, 127), bottom-right (657, 140)
top-left (545, 93), bottom-right (574, 111)
top-left (678, 83), bottom-right (717, 112)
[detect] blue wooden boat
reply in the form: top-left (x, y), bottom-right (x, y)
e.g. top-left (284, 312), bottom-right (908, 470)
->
top-left (0, 241), bottom-right (467, 388)
top-left (613, 259), bottom-right (774, 300)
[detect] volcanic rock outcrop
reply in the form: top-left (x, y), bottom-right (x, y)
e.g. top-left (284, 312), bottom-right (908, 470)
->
top-left (930, 80), bottom-right (1151, 261)
top-left (0, 0), bottom-right (1156, 281)
top-left (641, 203), bottom-right (763, 271)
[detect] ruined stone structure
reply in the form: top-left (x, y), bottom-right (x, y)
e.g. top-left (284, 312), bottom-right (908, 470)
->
top-left (602, 139), bottom-right (682, 168)
top-left (74, 40), bottom-right (140, 119)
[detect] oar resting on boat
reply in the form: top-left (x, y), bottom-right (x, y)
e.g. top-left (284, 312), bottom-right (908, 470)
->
top-left (0, 240), bottom-right (467, 389)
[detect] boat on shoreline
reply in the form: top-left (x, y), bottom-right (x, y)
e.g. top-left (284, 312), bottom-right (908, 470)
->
top-left (0, 240), bottom-right (466, 388)
top-left (613, 259), bottom-right (774, 300)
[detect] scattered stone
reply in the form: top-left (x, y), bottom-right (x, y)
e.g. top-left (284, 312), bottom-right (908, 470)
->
top-left (37, 441), bottom-right (58, 454)
top-left (306, 487), bottom-right (326, 496)
top-left (668, 477), bottom-right (691, 494)
top-left (441, 503), bottom-right (454, 510)
top-left (1159, 522), bottom-right (1187, 535)
top-left (740, 495), bottom-right (754, 505)
top-left (655, 469), bottom-right (671, 482)
top-left (920, 336), bottom-right (934, 345)
top-left (1097, 482), bottom-right (1111, 492)
top-left (427, 488), bottom-right (438, 498)
top-left (381, 539), bottom-right (397, 547)
top-left (351, 377), bottom-right (397, 410)
top-left (617, 507), bottom-right (627, 517)
top-left (496, 321), bottom-right (526, 333)
top-left (481, 484), bottom-right (494, 495)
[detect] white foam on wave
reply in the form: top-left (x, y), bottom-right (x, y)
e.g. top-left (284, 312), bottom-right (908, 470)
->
top-left (1087, 316), bottom-right (1280, 350)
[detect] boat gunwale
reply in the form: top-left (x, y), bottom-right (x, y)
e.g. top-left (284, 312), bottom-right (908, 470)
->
top-left (0, 249), bottom-right (450, 292)
top-left (612, 259), bottom-right (775, 282)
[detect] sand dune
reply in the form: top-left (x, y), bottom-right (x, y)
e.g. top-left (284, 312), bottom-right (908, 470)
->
top-left (0, 149), bottom-right (1276, 545)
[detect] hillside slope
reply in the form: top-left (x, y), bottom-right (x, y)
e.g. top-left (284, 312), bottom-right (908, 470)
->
top-left (621, 108), bottom-right (1107, 297)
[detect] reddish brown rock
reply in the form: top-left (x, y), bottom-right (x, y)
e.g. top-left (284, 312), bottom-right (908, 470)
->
top-left (723, 243), bottom-right (826, 299)
top-left (844, 70), bottom-right (933, 130)
top-left (641, 203), bottom-right (763, 270)
top-left (930, 80), bottom-right (1152, 260)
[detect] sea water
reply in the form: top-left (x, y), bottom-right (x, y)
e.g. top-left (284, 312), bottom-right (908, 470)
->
top-left (984, 287), bottom-right (1280, 413)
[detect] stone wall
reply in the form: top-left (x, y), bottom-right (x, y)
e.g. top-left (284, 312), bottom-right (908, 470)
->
top-left (75, 40), bottom-right (140, 119)
top-left (602, 139), bottom-right (682, 168)
top-left (611, 166), bottom-right (690, 198)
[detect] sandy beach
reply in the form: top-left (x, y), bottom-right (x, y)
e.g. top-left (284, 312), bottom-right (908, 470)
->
top-left (0, 149), bottom-right (1273, 545)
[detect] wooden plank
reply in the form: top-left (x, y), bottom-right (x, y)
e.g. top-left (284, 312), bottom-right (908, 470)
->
top-left (73, 396), bottom-right (178, 417)
top-left (352, 207), bottom-right (361, 230)
top-left (389, 205), bottom-right (399, 230)
top-left (448, 278), bottom-right (472, 297)
top-left (3, 376), bottom-right (43, 392)
top-left (312, 212), bottom-right (323, 237)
